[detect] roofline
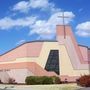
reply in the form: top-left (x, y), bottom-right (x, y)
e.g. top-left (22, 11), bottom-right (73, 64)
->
top-left (0, 40), bottom-right (89, 56)
top-left (0, 40), bottom-right (57, 56)
top-left (78, 44), bottom-right (90, 49)
top-left (56, 24), bottom-right (71, 26)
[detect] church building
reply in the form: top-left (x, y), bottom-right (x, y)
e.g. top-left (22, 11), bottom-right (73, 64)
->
top-left (0, 25), bottom-right (90, 83)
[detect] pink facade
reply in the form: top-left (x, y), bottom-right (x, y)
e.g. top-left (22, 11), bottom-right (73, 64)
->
top-left (27, 42), bottom-right (43, 57)
top-left (56, 25), bottom-right (65, 36)
top-left (0, 62), bottom-right (57, 83)
top-left (0, 25), bottom-right (89, 83)
top-left (66, 26), bottom-right (90, 64)
top-left (60, 75), bottom-right (79, 82)
top-left (1, 26), bottom-right (89, 64)
top-left (0, 62), bottom-right (57, 76)
top-left (88, 49), bottom-right (90, 61)
top-left (0, 44), bottom-right (27, 62)
top-left (65, 26), bottom-right (85, 64)
top-left (57, 25), bottom-right (90, 64)
top-left (0, 42), bottom-right (43, 62)
top-left (79, 46), bottom-right (89, 62)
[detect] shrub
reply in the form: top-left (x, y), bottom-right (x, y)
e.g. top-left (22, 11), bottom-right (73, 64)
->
top-left (25, 76), bottom-right (37, 85)
top-left (41, 76), bottom-right (53, 84)
top-left (8, 78), bottom-right (16, 84)
top-left (0, 79), bottom-right (3, 84)
top-left (25, 76), bottom-right (61, 85)
top-left (51, 76), bottom-right (61, 84)
top-left (76, 75), bottom-right (90, 87)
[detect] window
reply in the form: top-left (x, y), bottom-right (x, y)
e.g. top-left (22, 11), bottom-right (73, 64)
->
top-left (45, 50), bottom-right (59, 75)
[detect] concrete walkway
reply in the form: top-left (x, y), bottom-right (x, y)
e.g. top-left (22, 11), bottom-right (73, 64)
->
top-left (0, 84), bottom-right (86, 90)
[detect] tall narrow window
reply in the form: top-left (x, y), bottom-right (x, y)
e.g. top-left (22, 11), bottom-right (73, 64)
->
top-left (45, 50), bottom-right (59, 75)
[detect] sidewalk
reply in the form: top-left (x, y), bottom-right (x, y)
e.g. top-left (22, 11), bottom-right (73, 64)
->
top-left (0, 83), bottom-right (81, 90)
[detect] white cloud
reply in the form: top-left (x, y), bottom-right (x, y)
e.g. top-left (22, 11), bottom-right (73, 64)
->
top-left (12, 1), bottom-right (30, 13)
top-left (76, 22), bottom-right (90, 37)
top-left (76, 30), bottom-right (90, 37)
top-left (12, 0), bottom-right (54, 13)
top-left (76, 22), bottom-right (90, 31)
top-left (1, 0), bottom-right (75, 40)
top-left (30, 0), bottom-right (50, 9)
top-left (16, 39), bottom-right (26, 45)
top-left (0, 11), bottom-right (75, 35)
top-left (29, 11), bottom-right (75, 39)
top-left (0, 16), bottom-right (36, 30)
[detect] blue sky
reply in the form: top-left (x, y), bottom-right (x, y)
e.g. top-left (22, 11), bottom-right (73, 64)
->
top-left (0, 0), bottom-right (90, 54)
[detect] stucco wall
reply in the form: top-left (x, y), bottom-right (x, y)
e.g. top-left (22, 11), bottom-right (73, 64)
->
top-left (79, 46), bottom-right (88, 62)
top-left (0, 25), bottom-right (89, 82)
top-left (88, 49), bottom-right (90, 61)
top-left (0, 68), bottom-right (34, 83)
top-left (0, 42), bottom-right (43, 62)
top-left (0, 42), bottom-right (89, 78)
